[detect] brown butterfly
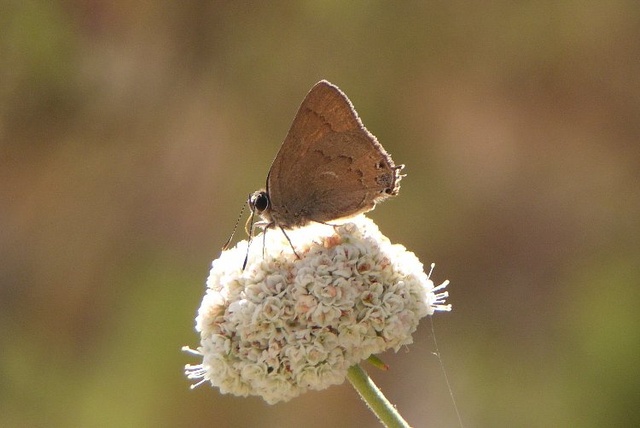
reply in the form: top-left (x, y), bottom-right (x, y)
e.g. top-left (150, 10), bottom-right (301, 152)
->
top-left (248, 80), bottom-right (403, 233)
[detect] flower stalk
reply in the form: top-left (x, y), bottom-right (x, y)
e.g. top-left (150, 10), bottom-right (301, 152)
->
top-left (347, 364), bottom-right (411, 428)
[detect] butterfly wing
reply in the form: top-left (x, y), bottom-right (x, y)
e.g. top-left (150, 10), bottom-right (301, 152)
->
top-left (265, 80), bottom-right (402, 229)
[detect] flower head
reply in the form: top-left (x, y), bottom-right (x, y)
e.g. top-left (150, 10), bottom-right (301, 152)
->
top-left (184, 215), bottom-right (450, 404)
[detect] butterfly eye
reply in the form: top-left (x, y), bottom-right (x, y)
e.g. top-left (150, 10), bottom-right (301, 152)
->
top-left (252, 191), bottom-right (270, 213)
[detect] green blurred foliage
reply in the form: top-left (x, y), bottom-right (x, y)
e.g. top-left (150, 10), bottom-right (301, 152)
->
top-left (1, 1), bottom-right (639, 427)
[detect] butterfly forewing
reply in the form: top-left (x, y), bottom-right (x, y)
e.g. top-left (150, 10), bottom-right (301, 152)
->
top-left (263, 80), bottom-right (401, 229)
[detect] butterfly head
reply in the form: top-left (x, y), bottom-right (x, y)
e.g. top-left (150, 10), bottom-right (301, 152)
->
top-left (248, 190), bottom-right (272, 222)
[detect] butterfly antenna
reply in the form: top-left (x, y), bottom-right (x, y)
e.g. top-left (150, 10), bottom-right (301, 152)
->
top-left (222, 203), bottom-right (247, 251)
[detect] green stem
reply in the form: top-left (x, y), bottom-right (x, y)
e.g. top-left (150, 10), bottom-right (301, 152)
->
top-left (346, 364), bottom-right (411, 428)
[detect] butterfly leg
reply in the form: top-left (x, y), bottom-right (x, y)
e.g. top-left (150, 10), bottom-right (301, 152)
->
top-left (262, 227), bottom-right (267, 259)
top-left (310, 219), bottom-right (343, 234)
top-left (278, 226), bottom-right (301, 259)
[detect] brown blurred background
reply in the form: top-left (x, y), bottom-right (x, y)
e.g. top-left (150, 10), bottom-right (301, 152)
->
top-left (2, 2), bottom-right (639, 427)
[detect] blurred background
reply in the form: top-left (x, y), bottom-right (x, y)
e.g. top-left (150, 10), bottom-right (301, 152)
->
top-left (2, 1), bottom-right (639, 427)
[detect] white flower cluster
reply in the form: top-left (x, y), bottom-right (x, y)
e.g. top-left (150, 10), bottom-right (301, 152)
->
top-left (184, 215), bottom-right (450, 404)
